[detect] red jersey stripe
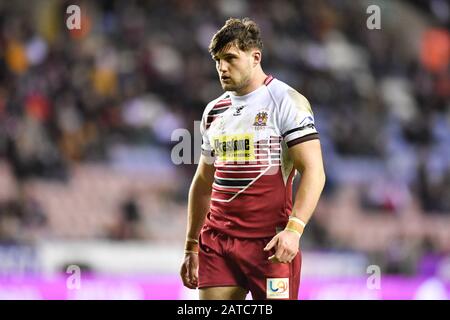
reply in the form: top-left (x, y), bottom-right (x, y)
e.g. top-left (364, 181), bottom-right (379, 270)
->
top-left (264, 75), bottom-right (274, 86)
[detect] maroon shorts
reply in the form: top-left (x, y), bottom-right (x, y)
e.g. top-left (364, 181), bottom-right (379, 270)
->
top-left (198, 227), bottom-right (301, 300)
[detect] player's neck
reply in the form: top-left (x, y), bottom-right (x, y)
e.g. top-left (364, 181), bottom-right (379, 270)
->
top-left (232, 69), bottom-right (267, 96)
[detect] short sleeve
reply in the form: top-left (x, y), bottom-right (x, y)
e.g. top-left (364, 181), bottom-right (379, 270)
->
top-left (279, 89), bottom-right (319, 148)
top-left (200, 109), bottom-right (215, 158)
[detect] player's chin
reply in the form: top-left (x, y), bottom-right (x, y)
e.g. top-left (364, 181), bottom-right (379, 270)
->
top-left (221, 84), bottom-right (236, 91)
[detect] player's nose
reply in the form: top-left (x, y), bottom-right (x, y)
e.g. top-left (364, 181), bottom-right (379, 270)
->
top-left (217, 60), bottom-right (229, 73)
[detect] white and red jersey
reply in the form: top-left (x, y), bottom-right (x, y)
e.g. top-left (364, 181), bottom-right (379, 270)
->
top-left (200, 75), bottom-right (319, 238)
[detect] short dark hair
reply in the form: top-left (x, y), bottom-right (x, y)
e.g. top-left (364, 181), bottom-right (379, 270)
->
top-left (209, 17), bottom-right (263, 56)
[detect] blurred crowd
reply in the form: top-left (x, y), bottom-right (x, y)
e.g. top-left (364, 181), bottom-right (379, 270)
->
top-left (0, 0), bottom-right (449, 274)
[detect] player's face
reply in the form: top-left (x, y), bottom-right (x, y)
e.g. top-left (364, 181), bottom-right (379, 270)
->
top-left (213, 44), bottom-right (254, 93)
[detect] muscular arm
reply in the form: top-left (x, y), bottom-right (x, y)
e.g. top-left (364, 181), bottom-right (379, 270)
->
top-left (264, 139), bottom-right (325, 263)
top-left (289, 139), bottom-right (326, 225)
top-left (180, 155), bottom-right (215, 289)
top-left (185, 155), bottom-right (216, 240)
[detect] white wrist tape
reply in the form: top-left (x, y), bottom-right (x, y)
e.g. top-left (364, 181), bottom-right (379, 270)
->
top-left (289, 216), bottom-right (306, 228)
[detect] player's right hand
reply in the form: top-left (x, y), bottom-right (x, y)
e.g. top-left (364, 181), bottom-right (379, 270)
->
top-left (264, 230), bottom-right (300, 264)
top-left (180, 252), bottom-right (199, 289)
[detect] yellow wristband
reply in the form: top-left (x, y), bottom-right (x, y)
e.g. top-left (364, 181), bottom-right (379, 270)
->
top-left (184, 240), bottom-right (199, 253)
top-left (186, 237), bottom-right (199, 244)
top-left (285, 227), bottom-right (302, 237)
top-left (285, 220), bottom-right (304, 236)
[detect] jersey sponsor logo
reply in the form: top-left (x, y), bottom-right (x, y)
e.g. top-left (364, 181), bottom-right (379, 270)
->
top-left (213, 133), bottom-right (255, 161)
top-left (254, 111), bottom-right (268, 129)
top-left (233, 105), bottom-right (245, 116)
top-left (266, 278), bottom-right (289, 299)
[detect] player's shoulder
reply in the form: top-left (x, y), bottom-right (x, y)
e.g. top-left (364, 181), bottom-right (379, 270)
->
top-left (203, 92), bottom-right (231, 115)
top-left (268, 78), bottom-right (312, 113)
top-left (200, 92), bottom-right (232, 131)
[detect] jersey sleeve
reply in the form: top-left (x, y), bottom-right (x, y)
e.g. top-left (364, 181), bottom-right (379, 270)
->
top-left (279, 89), bottom-right (319, 148)
top-left (200, 107), bottom-right (215, 158)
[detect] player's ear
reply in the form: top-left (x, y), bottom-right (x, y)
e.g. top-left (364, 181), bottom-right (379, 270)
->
top-left (252, 50), bottom-right (261, 66)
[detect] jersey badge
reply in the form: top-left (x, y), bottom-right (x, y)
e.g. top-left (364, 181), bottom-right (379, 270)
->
top-left (254, 111), bottom-right (268, 128)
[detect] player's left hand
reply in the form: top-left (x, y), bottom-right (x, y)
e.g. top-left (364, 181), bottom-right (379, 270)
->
top-left (263, 230), bottom-right (300, 264)
top-left (180, 252), bottom-right (199, 289)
